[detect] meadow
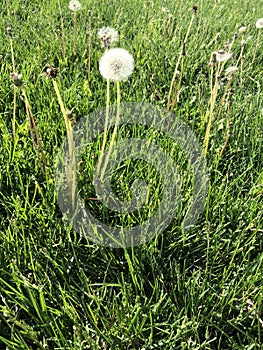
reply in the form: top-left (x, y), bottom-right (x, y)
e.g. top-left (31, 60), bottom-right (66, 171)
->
top-left (0, 0), bottom-right (263, 349)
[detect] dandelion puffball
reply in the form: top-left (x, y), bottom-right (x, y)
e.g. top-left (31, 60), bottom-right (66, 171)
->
top-left (256, 18), bottom-right (263, 29)
top-left (238, 26), bottom-right (246, 34)
top-left (99, 48), bottom-right (134, 81)
top-left (213, 50), bottom-right (233, 63)
top-left (69, 0), bottom-right (81, 11)
top-left (97, 27), bottom-right (118, 48)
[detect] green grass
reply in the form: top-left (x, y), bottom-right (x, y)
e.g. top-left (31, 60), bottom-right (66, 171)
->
top-left (0, 0), bottom-right (263, 349)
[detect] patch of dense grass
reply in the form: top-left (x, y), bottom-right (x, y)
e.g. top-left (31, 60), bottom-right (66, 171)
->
top-left (0, 0), bottom-right (262, 349)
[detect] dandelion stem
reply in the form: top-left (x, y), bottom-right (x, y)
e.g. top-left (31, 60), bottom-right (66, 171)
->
top-left (203, 59), bottom-right (228, 156)
top-left (87, 10), bottom-right (92, 84)
top-left (236, 36), bottom-right (245, 85)
top-left (52, 80), bottom-right (76, 208)
top-left (100, 81), bottom-right (121, 180)
top-left (57, 0), bottom-right (66, 56)
top-left (219, 93), bottom-right (232, 158)
top-left (251, 31), bottom-right (261, 66)
top-left (9, 36), bottom-right (15, 72)
top-left (22, 89), bottom-right (47, 174)
top-left (170, 58), bottom-right (184, 111)
top-left (96, 78), bottom-right (110, 178)
top-left (167, 10), bottom-right (195, 110)
top-left (5, 0), bottom-right (10, 17)
top-left (216, 79), bottom-right (232, 121)
top-left (203, 65), bottom-right (220, 156)
top-left (12, 87), bottom-right (17, 140)
top-left (73, 11), bottom-right (77, 58)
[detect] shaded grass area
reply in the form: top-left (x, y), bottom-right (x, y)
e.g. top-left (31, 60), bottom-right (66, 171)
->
top-left (0, 0), bottom-right (263, 349)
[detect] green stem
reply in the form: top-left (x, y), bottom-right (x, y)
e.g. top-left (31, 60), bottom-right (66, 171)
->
top-left (87, 10), bottom-right (92, 83)
top-left (57, 0), bottom-right (66, 56)
top-left (96, 78), bottom-right (110, 178)
top-left (100, 81), bottom-right (121, 180)
top-left (203, 65), bottom-right (220, 156)
top-left (12, 87), bottom-right (17, 140)
top-left (52, 80), bottom-right (76, 207)
top-left (167, 11), bottom-right (195, 110)
top-left (251, 31), bottom-right (260, 67)
top-left (23, 90), bottom-right (47, 175)
top-left (73, 12), bottom-right (77, 57)
top-left (9, 36), bottom-right (15, 72)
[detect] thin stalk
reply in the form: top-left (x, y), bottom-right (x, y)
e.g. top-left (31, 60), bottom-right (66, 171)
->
top-left (216, 78), bottom-right (232, 121)
top-left (52, 80), bottom-right (76, 207)
top-left (251, 31), bottom-right (261, 66)
top-left (22, 90), bottom-right (47, 174)
top-left (5, 0), bottom-right (10, 17)
top-left (9, 33), bottom-right (17, 140)
top-left (9, 36), bottom-right (15, 72)
top-left (12, 87), bottom-right (17, 140)
top-left (170, 58), bottom-right (184, 111)
top-left (96, 78), bottom-right (110, 178)
top-left (100, 81), bottom-right (121, 180)
top-left (202, 65), bottom-right (220, 156)
top-left (219, 93), bottom-right (232, 158)
top-left (73, 12), bottom-right (77, 57)
top-left (203, 59), bottom-right (228, 156)
top-left (57, 0), bottom-right (66, 56)
top-left (87, 10), bottom-right (92, 84)
top-left (167, 10), bottom-right (195, 110)
top-left (236, 36), bottom-right (245, 85)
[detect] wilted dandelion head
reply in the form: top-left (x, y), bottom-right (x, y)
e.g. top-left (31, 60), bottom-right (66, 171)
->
top-left (69, 0), bottom-right (81, 11)
top-left (10, 72), bottom-right (23, 87)
top-left (97, 27), bottom-right (118, 49)
top-left (7, 27), bottom-right (12, 37)
top-left (45, 65), bottom-right (59, 79)
top-left (255, 18), bottom-right (263, 29)
top-left (213, 50), bottom-right (233, 63)
top-left (225, 66), bottom-right (238, 79)
top-left (99, 48), bottom-right (134, 82)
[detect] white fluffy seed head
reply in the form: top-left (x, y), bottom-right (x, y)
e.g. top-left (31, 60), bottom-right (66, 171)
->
top-left (256, 18), bottom-right (263, 29)
top-left (238, 26), bottom-right (246, 34)
top-left (69, 0), bottom-right (81, 11)
top-left (98, 27), bottom-right (118, 48)
top-left (213, 50), bottom-right (233, 63)
top-left (99, 48), bottom-right (134, 81)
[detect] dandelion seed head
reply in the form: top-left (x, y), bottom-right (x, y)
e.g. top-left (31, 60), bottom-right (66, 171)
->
top-left (69, 0), bottom-right (81, 11)
top-left (238, 26), bottom-right (246, 34)
top-left (97, 27), bottom-right (118, 49)
top-left (99, 48), bottom-right (134, 81)
top-left (213, 50), bottom-right (233, 63)
top-left (256, 18), bottom-right (263, 29)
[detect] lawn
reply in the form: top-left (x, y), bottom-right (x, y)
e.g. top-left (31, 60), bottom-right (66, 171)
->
top-left (0, 0), bottom-right (262, 349)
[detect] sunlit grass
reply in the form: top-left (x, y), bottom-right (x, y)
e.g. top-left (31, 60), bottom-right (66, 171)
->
top-left (0, 0), bottom-right (262, 349)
